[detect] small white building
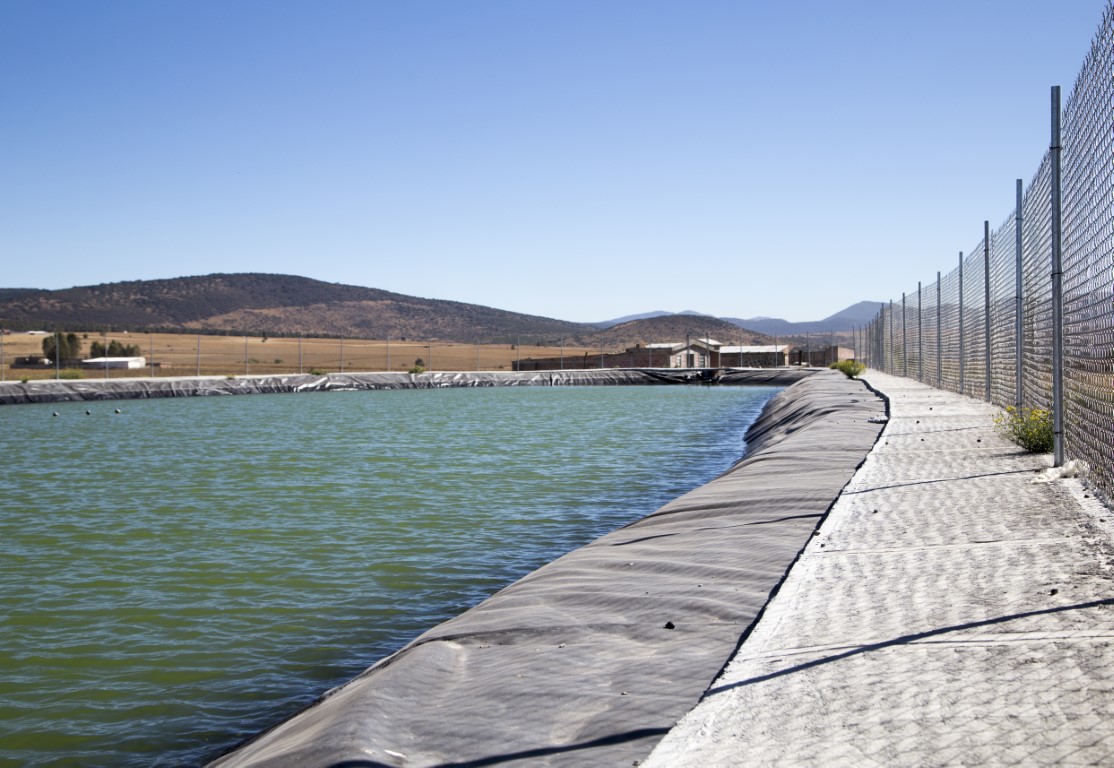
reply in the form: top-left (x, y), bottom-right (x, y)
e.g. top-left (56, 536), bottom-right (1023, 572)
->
top-left (640, 340), bottom-right (724, 368)
top-left (81, 357), bottom-right (147, 370)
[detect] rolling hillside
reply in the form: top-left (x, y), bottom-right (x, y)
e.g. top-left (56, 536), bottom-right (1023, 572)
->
top-left (2, 272), bottom-right (872, 347)
top-left (0, 274), bottom-right (591, 344)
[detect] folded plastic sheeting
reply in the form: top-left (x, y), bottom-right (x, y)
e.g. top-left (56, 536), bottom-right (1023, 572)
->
top-left (0, 368), bottom-right (813, 405)
top-left (207, 371), bottom-right (886, 768)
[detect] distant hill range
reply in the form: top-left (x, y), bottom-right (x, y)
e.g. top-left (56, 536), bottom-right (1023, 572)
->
top-left (594, 302), bottom-right (883, 336)
top-left (584, 314), bottom-right (770, 349)
top-left (0, 273), bottom-right (878, 345)
top-left (722, 301), bottom-right (884, 336)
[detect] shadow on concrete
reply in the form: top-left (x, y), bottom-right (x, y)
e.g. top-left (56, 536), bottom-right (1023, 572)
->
top-left (705, 597), bottom-right (1114, 698)
top-left (844, 468), bottom-right (1037, 494)
top-left (423, 727), bottom-right (672, 767)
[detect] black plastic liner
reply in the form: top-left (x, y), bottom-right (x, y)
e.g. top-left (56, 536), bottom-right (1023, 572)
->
top-left (0, 368), bottom-right (812, 406)
top-left (207, 371), bottom-right (886, 768)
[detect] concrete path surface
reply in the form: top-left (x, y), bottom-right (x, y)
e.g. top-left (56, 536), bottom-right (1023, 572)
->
top-left (644, 372), bottom-right (1114, 767)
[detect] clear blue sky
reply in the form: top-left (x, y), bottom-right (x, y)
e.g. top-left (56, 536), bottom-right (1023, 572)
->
top-left (1, 1), bottom-right (1107, 323)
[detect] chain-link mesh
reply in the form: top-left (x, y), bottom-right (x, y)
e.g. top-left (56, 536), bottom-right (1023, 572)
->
top-left (866, 4), bottom-right (1114, 502)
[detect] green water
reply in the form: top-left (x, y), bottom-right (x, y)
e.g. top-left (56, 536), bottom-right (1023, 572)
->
top-left (0, 385), bottom-right (777, 767)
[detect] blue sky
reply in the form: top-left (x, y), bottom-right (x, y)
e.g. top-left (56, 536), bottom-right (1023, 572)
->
top-left (1, 1), bottom-right (1107, 323)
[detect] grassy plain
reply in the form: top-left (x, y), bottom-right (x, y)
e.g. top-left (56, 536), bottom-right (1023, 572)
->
top-left (0, 331), bottom-right (599, 381)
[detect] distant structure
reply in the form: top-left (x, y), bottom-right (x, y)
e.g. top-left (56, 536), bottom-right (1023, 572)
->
top-left (80, 357), bottom-right (147, 370)
top-left (513, 340), bottom-right (797, 371)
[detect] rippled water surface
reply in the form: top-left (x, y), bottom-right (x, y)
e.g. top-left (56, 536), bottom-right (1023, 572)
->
top-left (0, 385), bottom-right (777, 767)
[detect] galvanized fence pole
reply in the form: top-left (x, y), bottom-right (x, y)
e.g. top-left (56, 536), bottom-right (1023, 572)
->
top-left (958, 252), bottom-right (965, 394)
top-left (877, 314), bottom-right (883, 371)
top-left (895, 289), bottom-right (904, 376)
top-left (196, 335), bottom-right (202, 376)
top-left (936, 271), bottom-right (942, 388)
top-left (983, 221), bottom-right (992, 402)
top-left (1050, 85), bottom-right (1065, 466)
top-left (888, 301), bottom-right (894, 374)
top-left (1015, 179), bottom-right (1024, 411)
top-left (877, 315), bottom-right (883, 370)
top-left (918, 281), bottom-right (923, 381)
top-left (866, 321), bottom-right (871, 368)
top-left (879, 315), bottom-right (883, 370)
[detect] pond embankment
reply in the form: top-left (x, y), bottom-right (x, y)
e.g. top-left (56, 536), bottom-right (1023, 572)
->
top-left (644, 371), bottom-right (1114, 767)
top-left (0, 368), bottom-right (809, 406)
top-left (206, 370), bottom-right (886, 767)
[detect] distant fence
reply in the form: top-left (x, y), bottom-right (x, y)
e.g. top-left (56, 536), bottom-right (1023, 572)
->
top-left (856, 4), bottom-right (1113, 502)
top-left (0, 336), bottom-right (587, 379)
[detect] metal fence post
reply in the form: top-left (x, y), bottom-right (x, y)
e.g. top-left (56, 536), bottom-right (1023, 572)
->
top-left (1051, 85), bottom-right (1065, 466)
top-left (902, 292), bottom-right (908, 377)
top-left (984, 220), bottom-right (992, 402)
top-left (888, 301), bottom-right (894, 374)
top-left (876, 316), bottom-right (881, 370)
top-left (917, 281), bottom-right (923, 381)
top-left (936, 271), bottom-right (942, 388)
top-left (1015, 179), bottom-right (1024, 411)
top-left (958, 252), bottom-right (965, 394)
top-left (877, 315), bottom-right (883, 370)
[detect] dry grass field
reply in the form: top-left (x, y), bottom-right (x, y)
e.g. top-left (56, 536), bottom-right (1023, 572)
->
top-left (0, 331), bottom-right (601, 381)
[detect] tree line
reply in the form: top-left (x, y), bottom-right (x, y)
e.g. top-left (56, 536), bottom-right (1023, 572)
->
top-left (41, 334), bottom-right (140, 362)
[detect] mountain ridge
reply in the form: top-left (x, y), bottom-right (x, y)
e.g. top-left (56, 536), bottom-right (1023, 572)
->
top-left (1, 273), bottom-right (877, 345)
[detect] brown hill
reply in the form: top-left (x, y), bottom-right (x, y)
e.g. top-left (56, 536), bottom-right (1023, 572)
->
top-left (0, 273), bottom-right (592, 344)
top-left (578, 314), bottom-right (772, 349)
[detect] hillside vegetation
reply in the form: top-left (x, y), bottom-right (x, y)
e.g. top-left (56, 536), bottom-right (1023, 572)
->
top-left (0, 274), bottom-right (590, 344)
top-left (0, 273), bottom-right (860, 347)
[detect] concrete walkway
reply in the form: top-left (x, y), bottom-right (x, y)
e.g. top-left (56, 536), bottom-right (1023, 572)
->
top-left (644, 372), bottom-right (1114, 767)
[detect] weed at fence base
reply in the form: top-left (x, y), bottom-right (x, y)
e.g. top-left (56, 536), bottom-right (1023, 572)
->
top-left (995, 406), bottom-right (1054, 453)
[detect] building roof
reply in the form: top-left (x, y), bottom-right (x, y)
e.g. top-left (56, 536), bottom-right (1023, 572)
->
top-left (718, 345), bottom-right (789, 354)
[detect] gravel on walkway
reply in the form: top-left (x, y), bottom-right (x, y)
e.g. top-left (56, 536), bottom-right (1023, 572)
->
top-left (644, 372), bottom-right (1114, 767)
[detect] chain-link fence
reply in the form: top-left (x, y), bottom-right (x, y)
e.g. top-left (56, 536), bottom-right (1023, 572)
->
top-left (0, 333), bottom-right (597, 380)
top-left (857, 4), bottom-right (1114, 501)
